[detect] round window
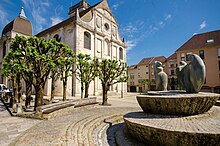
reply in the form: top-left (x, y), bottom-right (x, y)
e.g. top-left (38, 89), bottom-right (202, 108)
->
top-left (104, 23), bottom-right (109, 30)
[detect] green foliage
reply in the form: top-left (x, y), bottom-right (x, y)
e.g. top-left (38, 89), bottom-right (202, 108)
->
top-left (97, 59), bottom-right (128, 105)
top-left (2, 35), bottom-right (74, 108)
top-left (139, 78), bottom-right (150, 93)
top-left (98, 59), bottom-right (128, 86)
top-left (75, 53), bottom-right (98, 98)
top-left (139, 78), bottom-right (149, 86)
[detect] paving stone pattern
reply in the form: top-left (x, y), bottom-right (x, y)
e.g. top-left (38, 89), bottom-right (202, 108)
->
top-left (7, 94), bottom-right (141, 146)
top-left (0, 100), bottom-right (41, 146)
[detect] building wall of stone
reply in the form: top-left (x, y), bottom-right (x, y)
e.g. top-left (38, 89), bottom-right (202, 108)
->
top-left (166, 59), bottom-right (177, 78)
top-left (128, 61), bottom-right (168, 92)
top-left (37, 4), bottom-right (127, 97)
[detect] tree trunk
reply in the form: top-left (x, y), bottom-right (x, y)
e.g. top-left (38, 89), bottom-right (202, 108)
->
top-left (51, 76), bottom-right (55, 101)
top-left (63, 79), bottom-right (67, 101)
top-left (34, 84), bottom-right (44, 111)
top-left (17, 75), bottom-right (22, 103)
top-left (84, 83), bottom-right (89, 98)
top-left (81, 82), bottom-right (84, 99)
top-left (102, 85), bottom-right (108, 105)
top-left (13, 79), bottom-right (18, 102)
top-left (25, 81), bottom-right (32, 108)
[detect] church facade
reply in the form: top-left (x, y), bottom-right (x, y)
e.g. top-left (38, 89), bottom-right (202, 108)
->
top-left (0, 0), bottom-right (127, 97)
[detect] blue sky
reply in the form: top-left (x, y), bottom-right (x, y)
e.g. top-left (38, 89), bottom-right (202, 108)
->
top-left (0, 0), bottom-right (220, 66)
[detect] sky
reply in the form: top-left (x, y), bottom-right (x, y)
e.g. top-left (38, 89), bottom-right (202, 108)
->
top-left (0, 0), bottom-right (220, 66)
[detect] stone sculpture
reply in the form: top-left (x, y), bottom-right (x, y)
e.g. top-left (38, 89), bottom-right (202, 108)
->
top-left (154, 61), bottom-right (168, 91)
top-left (176, 54), bottom-right (206, 93)
top-left (176, 61), bottom-right (187, 90)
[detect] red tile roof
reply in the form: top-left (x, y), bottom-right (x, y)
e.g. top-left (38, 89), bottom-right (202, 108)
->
top-left (176, 30), bottom-right (220, 52)
top-left (138, 56), bottom-right (166, 65)
top-left (128, 65), bottom-right (137, 69)
top-left (167, 53), bottom-right (177, 60)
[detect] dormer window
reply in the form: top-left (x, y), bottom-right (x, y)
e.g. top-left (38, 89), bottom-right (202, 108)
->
top-left (207, 39), bottom-right (214, 43)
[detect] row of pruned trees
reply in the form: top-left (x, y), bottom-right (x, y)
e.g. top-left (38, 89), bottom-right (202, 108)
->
top-left (3, 35), bottom-right (127, 110)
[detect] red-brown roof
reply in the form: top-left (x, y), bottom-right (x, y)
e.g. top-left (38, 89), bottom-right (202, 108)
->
top-left (167, 53), bottom-right (177, 60)
top-left (128, 64), bottom-right (137, 69)
top-left (176, 30), bottom-right (220, 52)
top-left (138, 56), bottom-right (166, 65)
top-left (2, 17), bottom-right (32, 36)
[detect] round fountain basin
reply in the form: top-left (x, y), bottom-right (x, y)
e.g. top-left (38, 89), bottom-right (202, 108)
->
top-left (137, 91), bottom-right (220, 115)
top-left (124, 106), bottom-right (220, 146)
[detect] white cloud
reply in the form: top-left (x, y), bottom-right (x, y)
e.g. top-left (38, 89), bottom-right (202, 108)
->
top-left (165, 14), bottom-right (172, 20)
top-left (120, 21), bottom-right (144, 37)
top-left (51, 17), bottom-right (62, 26)
top-left (159, 21), bottom-right (165, 28)
top-left (22, 0), bottom-right (50, 34)
top-left (111, 1), bottom-right (124, 11)
top-left (0, 7), bottom-right (8, 27)
top-left (112, 4), bottom-right (119, 11)
top-left (148, 14), bottom-right (172, 34)
top-left (120, 21), bottom-right (145, 52)
top-left (126, 40), bottom-right (137, 52)
top-left (121, 14), bottom-right (172, 53)
top-left (200, 21), bottom-right (206, 30)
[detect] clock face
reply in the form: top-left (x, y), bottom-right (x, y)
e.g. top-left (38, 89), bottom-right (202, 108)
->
top-left (96, 17), bottom-right (101, 28)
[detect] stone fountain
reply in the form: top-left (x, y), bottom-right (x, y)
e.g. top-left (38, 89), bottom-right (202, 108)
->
top-left (122, 54), bottom-right (220, 146)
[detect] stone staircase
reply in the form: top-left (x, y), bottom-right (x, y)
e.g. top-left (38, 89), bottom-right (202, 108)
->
top-left (9, 103), bottom-right (140, 146)
top-left (65, 112), bottom-right (124, 146)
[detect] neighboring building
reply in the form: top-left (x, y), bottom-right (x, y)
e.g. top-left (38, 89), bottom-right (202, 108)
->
top-left (176, 30), bottom-right (220, 92)
top-left (0, 0), bottom-right (127, 96)
top-left (127, 56), bottom-right (166, 92)
top-left (166, 53), bottom-right (178, 90)
top-left (0, 7), bottom-right (32, 89)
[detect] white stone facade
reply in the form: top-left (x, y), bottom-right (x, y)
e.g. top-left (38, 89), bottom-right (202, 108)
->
top-left (37, 0), bottom-right (127, 97)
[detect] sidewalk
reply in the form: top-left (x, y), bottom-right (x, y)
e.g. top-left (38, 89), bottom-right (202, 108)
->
top-left (0, 100), bottom-right (41, 146)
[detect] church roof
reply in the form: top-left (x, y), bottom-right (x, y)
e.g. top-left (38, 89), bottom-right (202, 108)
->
top-left (2, 7), bottom-right (32, 36)
top-left (36, 14), bottom-right (77, 37)
top-left (176, 29), bottom-right (220, 52)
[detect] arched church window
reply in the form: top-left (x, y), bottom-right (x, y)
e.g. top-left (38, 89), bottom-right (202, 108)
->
top-left (84, 31), bottom-right (91, 49)
top-left (53, 34), bottom-right (61, 42)
top-left (3, 41), bottom-right (6, 58)
top-left (119, 47), bottom-right (123, 60)
top-left (104, 39), bottom-right (110, 56)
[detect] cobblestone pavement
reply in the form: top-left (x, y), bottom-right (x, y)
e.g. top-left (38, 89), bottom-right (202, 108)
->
top-left (1, 93), bottom-right (140, 146)
top-left (0, 100), bottom-right (41, 146)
